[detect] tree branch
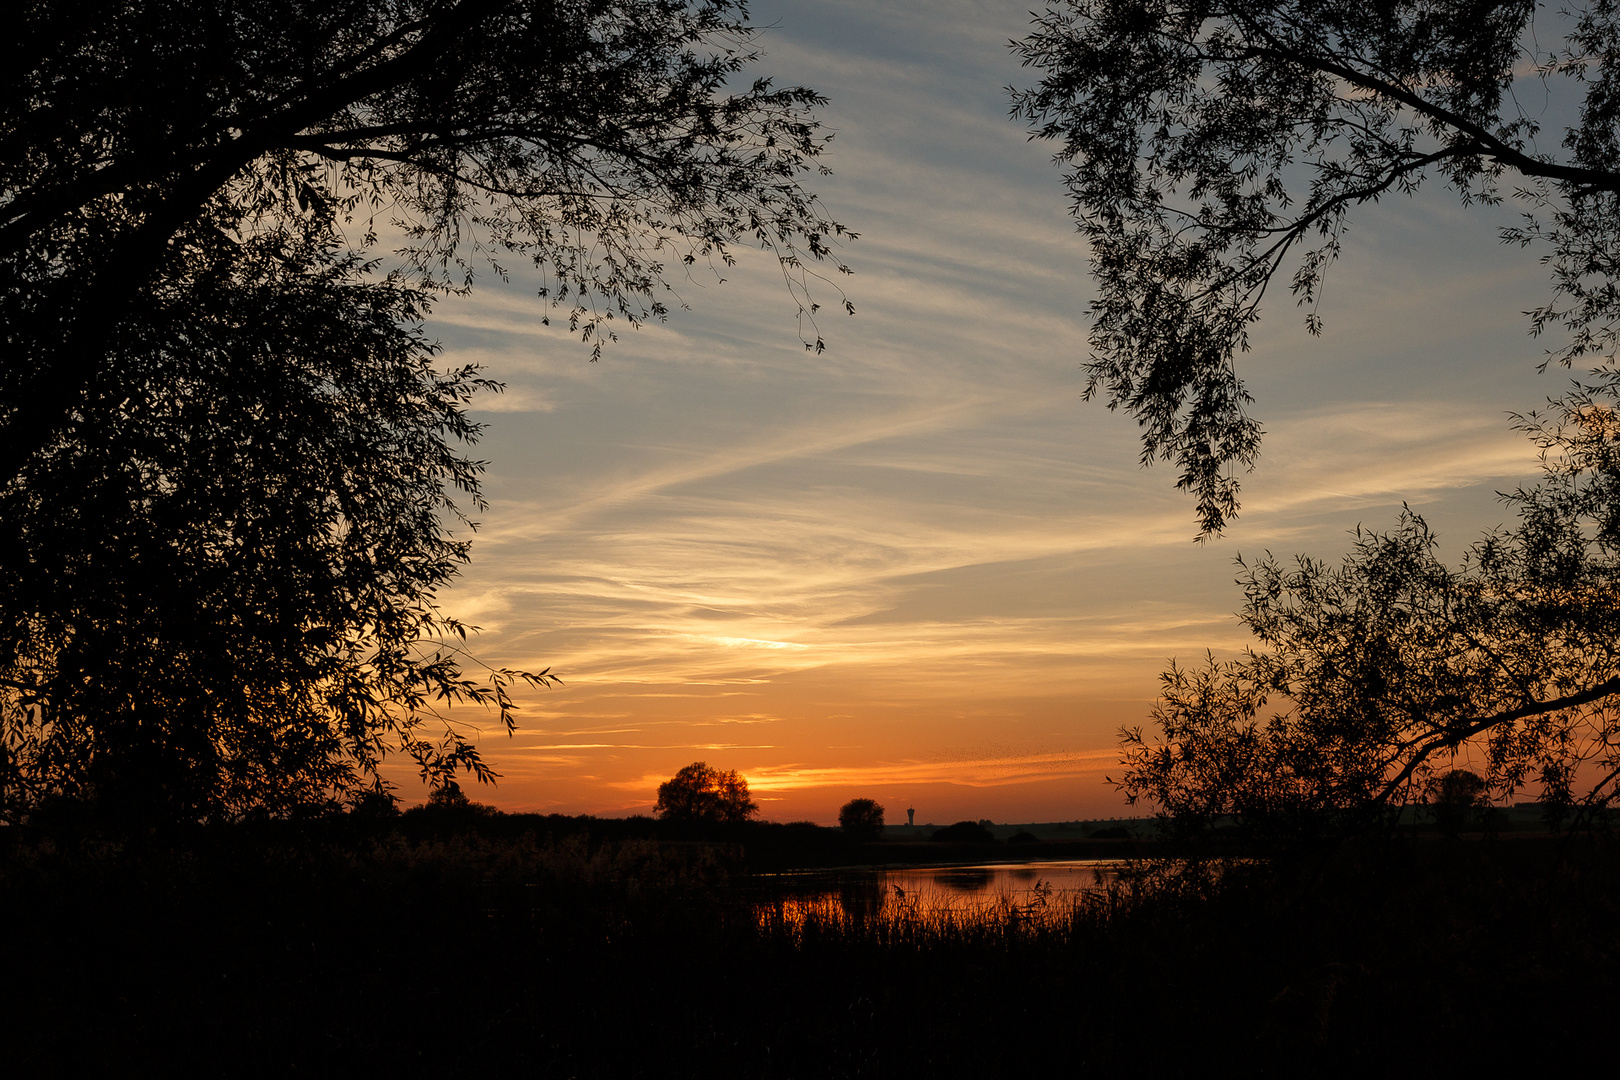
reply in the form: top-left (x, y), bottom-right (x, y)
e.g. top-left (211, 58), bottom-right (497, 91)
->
top-left (1239, 30), bottom-right (1620, 193)
top-left (1376, 673), bottom-right (1620, 803)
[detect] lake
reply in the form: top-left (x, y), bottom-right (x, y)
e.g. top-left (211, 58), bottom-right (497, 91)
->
top-left (749, 859), bottom-right (1120, 922)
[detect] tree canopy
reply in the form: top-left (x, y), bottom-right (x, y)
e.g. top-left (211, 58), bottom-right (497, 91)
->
top-left (654, 761), bottom-right (758, 824)
top-left (837, 797), bottom-right (884, 839)
top-left (0, 0), bottom-right (847, 826)
top-left (1012, 0), bottom-right (1620, 534)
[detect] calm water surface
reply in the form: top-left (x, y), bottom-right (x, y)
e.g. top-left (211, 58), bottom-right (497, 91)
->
top-left (753, 860), bottom-right (1119, 920)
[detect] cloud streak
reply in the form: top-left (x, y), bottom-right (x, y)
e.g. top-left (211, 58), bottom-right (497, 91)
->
top-left (408, 0), bottom-right (1561, 823)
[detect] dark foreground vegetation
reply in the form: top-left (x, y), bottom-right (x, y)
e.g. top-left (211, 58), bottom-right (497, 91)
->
top-left (5, 810), bottom-right (1617, 1076)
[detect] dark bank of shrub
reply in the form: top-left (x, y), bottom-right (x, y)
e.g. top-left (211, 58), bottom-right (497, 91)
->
top-left (929, 820), bottom-right (996, 844)
top-left (383, 808), bottom-right (864, 870)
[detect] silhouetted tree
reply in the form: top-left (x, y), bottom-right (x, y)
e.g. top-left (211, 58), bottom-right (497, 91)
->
top-left (838, 797), bottom-right (884, 840)
top-left (1117, 412), bottom-right (1620, 843)
top-left (0, 1), bottom-right (847, 826)
top-left (1016, 2), bottom-right (1620, 842)
top-left (1013, 0), bottom-right (1620, 533)
top-left (654, 762), bottom-right (758, 824)
top-left (1427, 769), bottom-right (1489, 837)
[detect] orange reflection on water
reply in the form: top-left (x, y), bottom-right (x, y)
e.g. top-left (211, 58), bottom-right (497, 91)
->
top-left (751, 860), bottom-right (1120, 928)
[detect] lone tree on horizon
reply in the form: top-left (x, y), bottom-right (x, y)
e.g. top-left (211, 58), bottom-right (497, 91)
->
top-left (654, 762), bottom-right (758, 825)
top-left (1428, 769), bottom-right (1490, 837)
top-left (838, 797), bottom-right (885, 841)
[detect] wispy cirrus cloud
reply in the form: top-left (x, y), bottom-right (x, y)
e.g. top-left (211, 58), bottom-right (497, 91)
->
top-left (405, 1), bottom-right (1557, 823)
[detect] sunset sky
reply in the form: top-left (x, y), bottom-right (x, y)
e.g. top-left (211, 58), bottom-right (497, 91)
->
top-left (407, 0), bottom-right (1561, 823)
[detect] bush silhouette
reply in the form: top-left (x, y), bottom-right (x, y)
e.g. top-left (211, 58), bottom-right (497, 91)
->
top-left (930, 820), bottom-right (995, 843)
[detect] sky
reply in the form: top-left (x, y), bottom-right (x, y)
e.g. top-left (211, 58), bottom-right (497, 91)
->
top-left (402, 0), bottom-right (1564, 823)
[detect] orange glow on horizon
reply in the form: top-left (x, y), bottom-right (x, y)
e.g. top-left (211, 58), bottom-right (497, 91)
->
top-left (400, 1), bottom-right (1556, 828)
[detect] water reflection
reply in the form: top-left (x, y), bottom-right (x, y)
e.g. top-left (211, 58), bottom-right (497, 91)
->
top-left (758, 860), bottom-right (1118, 923)
top-left (837, 875), bottom-right (888, 919)
top-left (933, 868), bottom-right (993, 893)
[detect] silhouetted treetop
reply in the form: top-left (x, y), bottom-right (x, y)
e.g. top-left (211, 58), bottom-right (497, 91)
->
top-left (838, 797), bottom-right (884, 840)
top-left (1013, 0), bottom-right (1620, 534)
top-left (655, 761), bottom-right (758, 824)
top-left (3, 0), bottom-right (849, 288)
top-left (4, 0), bottom-right (851, 470)
top-left (1428, 768), bottom-right (1489, 835)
